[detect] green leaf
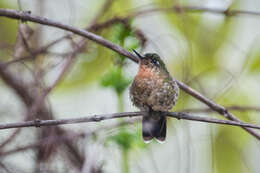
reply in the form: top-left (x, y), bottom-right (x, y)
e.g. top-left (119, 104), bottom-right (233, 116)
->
top-left (100, 66), bottom-right (131, 95)
top-left (105, 127), bottom-right (147, 151)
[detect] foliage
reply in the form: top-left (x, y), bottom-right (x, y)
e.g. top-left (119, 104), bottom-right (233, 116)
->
top-left (100, 66), bottom-right (131, 95)
top-left (106, 127), bottom-right (146, 152)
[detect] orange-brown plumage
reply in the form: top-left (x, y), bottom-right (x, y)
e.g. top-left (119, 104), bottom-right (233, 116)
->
top-left (136, 65), bottom-right (160, 79)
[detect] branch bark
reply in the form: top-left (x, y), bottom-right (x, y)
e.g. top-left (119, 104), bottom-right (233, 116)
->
top-left (0, 111), bottom-right (259, 130)
top-left (182, 105), bottom-right (260, 113)
top-left (129, 5), bottom-right (260, 18)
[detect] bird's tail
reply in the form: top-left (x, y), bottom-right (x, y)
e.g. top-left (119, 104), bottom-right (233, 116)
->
top-left (142, 113), bottom-right (166, 143)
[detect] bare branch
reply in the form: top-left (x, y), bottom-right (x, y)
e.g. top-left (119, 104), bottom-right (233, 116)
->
top-left (3, 34), bottom-right (68, 66)
top-left (0, 112), bottom-right (259, 130)
top-left (128, 5), bottom-right (260, 18)
top-left (0, 119), bottom-right (139, 157)
top-left (0, 64), bottom-right (33, 106)
top-left (176, 81), bottom-right (260, 139)
top-left (172, 5), bottom-right (260, 16)
top-left (0, 9), bottom-right (138, 62)
top-left (182, 105), bottom-right (260, 113)
top-left (0, 128), bottom-right (21, 149)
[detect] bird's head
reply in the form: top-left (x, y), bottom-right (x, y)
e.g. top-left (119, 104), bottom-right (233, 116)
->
top-left (133, 50), bottom-right (167, 71)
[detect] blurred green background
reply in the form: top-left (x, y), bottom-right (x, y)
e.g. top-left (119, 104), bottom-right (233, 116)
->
top-left (0, 0), bottom-right (260, 173)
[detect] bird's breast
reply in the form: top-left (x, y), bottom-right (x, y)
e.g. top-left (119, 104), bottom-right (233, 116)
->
top-left (135, 66), bottom-right (160, 80)
top-left (130, 65), bottom-right (179, 111)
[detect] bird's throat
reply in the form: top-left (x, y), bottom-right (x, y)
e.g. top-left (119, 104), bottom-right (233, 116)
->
top-left (136, 65), bottom-right (160, 79)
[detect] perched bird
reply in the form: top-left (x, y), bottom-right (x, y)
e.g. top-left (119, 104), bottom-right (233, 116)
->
top-left (130, 50), bottom-right (179, 142)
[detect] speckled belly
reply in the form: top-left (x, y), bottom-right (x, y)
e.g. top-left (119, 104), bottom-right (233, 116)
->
top-left (130, 77), bottom-right (179, 111)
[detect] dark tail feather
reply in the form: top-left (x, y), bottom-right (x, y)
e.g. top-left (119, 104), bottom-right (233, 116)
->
top-left (142, 115), bottom-right (167, 143)
top-left (155, 116), bottom-right (166, 142)
top-left (142, 116), bottom-right (154, 142)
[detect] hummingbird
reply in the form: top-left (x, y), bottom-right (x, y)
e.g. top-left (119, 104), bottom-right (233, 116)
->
top-left (130, 50), bottom-right (179, 142)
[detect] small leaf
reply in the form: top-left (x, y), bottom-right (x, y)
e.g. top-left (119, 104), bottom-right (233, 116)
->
top-left (100, 67), bottom-right (131, 95)
top-left (105, 127), bottom-right (147, 151)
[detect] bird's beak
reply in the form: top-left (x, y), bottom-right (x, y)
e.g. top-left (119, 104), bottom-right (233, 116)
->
top-left (133, 49), bottom-right (144, 60)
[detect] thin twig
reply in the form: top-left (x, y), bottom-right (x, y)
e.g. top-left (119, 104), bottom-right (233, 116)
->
top-left (0, 128), bottom-right (21, 149)
top-left (3, 35), bottom-right (69, 66)
top-left (0, 119), bottom-right (139, 157)
top-left (0, 143), bottom-right (38, 156)
top-left (0, 112), bottom-right (259, 130)
top-left (128, 5), bottom-right (260, 18)
top-left (173, 6), bottom-right (260, 16)
top-left (176, 81), bottom-right (260, 139)
top-left (182, 105), bottom-right (260, 113)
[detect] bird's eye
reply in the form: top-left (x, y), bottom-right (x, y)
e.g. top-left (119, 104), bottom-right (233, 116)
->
top-left (152, 58), bottom-right (160, 66)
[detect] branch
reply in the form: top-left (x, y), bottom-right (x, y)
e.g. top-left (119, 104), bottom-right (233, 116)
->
top-left (172, 6), bottom-right (260, 16)
top-left (1, 8), bottom-right (260, 139)
top-left (0, 64), bottom-right (33, 106)
top-left (0, 119), bottom-right (139, 157)
top-left (0, 128), bottom-right (21, 149)
top-left (3, 34), bottom-right (67, 66)
top-left (0, 9), bottom-right (138, 63)
top-left (0, 112), bottom-right (259, 130)
top-left (129, 5), bottom-right (260, 18)
top-left (176, 81), bottom-right (260, 139)
top-left (182, 105), bottom-right (260, 113)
